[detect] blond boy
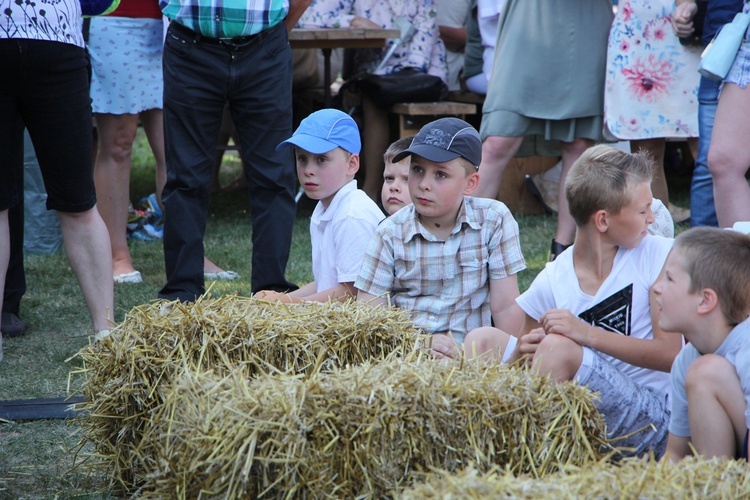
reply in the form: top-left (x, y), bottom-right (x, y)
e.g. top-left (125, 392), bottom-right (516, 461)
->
top-left (256, 109), bottom-right (384, 303)
top-left (381, 136), bottom-right (413, 215)
top-left (654, 227), bottom-right (750, 462)
top-left (356, 118), bottom-right (526, 357)
top-left (464, 145), bottom-right (683, 458)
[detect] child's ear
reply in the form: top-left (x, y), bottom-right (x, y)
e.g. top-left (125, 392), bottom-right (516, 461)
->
top-left (696, 288), bottom-right (720, 315)
top-left (593, 209), bottom-right (608, 233)
top-left (463, 172), bottom-right (480, 195)
top-left (348, 153), bottom-right (360, 176)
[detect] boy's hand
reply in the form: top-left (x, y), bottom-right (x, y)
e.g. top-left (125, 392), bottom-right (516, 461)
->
top-left (254, 290), bottom-right (302, 303)
top-left (672, 2), bottom-right (698, 38)
top-left (540, 309), bottom-right (590, 346)
top-left (429, 333), bottom-right (460, 359)
top-left (508, 328), bottom-right (546, 365)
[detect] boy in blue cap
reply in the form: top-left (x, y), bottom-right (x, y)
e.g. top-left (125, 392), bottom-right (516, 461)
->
top-left (255, 109), bottom-right (384, 303)
top-left (355, 117), bottom-right (526, 357)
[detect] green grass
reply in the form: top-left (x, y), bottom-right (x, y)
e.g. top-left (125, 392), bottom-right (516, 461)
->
top-left (0, 131), bottom-right (692, 497)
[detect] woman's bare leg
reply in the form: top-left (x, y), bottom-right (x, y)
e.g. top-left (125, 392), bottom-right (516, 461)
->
top-left (556, 138), bottom-right (593, 246)
top-left (139, 108), bottom-right (167, 206)
top-left (58, 207), bottom-right (114, 332)
top-left (631, 138), bottom-right (668, 205)
top-left (474, 135), bottom-right (524, 199)
top-left (93, 113), bottom-right (139, 277)
top-left (708, 83), bottom-right (750, 227)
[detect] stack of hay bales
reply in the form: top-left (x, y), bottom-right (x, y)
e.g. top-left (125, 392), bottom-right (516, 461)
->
top-left (401, 457), bottom-right (750, 498)
top-left (138, 359), bottom-right (607, 497)
top-left (72, 295), bottom-right (423, 491)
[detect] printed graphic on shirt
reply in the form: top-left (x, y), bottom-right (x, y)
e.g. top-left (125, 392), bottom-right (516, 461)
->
top-left (577, 284), bottom-right (633, 336)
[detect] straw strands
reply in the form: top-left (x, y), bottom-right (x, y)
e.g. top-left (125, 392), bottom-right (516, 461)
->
top-left (402, 457), bottom-right (750, 499)
top-left (137, 359), bottom-right (608, 498)
top-left (71, 295), bottom-right (423, 491)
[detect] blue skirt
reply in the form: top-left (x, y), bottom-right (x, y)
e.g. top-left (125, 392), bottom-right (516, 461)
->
top-left (88, 16), bottom-right (164, 114)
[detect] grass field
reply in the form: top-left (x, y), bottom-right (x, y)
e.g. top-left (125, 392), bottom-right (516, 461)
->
top-left (0, 132), bottom-right (692, 498)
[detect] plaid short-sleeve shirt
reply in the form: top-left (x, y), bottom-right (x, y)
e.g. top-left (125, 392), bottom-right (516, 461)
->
top-left (160, 0), bottom-right (288, 38)
top-left (355, 197), bottom-right (525, 339)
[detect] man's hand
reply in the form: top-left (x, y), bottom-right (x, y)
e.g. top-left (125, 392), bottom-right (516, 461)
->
top-left (254, 290), bottom-right (302, 303)
top-left (540, 308), bottom-right (590, 346)
top-left (429, 333), bottom-right (460, 359)
top-left (672, 2), bottom-right (698, 38)
top-left (349, 16), bottom-right (381, 30)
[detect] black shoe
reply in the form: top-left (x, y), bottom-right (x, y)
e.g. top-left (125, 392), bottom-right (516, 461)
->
top-left (1, 312), bottom-right (28, 338)
top-left (549, 239), bottom-right (572, 262)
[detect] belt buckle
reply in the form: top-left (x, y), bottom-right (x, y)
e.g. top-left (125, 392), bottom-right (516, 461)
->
top-left (219, 35), bottom-right (253, 49)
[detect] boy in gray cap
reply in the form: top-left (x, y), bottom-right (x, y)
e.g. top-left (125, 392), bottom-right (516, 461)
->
top-left (355, 117), bottom-right (526, 357)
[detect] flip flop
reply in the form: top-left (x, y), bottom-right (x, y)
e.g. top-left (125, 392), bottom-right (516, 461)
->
top-left (204, 270), bottom-right (240, 281)
top-left (114, 271), bottom-right (143, 284)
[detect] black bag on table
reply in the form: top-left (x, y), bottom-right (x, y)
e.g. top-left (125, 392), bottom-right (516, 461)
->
top-left (344, 67), bottom-right (448, 107)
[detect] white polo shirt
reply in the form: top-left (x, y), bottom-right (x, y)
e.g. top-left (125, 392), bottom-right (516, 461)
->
top-left (310, 180), bottom-right (384, 292)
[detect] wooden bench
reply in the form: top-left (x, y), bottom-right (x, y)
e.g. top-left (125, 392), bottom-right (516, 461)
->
top-left (390, 101), bottom-right (477, 138)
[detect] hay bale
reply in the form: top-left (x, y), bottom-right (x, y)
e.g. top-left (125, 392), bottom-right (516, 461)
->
top-left (139, 359), bottom-right (607, 498)
top-left (70, 295), bottom-right (423, 492)
top-left (402, 458), bottom-right (750, 498)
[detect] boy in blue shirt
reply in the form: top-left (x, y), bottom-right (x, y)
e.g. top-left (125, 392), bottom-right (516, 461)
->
top-left (654, 227), bottom-right (750, 461)
top-left (256, 109), bottom-right (384, 303)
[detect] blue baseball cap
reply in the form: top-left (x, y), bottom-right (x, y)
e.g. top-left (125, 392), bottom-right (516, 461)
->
top-left (276, 108), bottom-right (361, 155)
top-left (392, 117), bottom-right (481, 169)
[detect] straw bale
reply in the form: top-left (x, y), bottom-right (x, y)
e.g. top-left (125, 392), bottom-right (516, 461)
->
top-left (138, 358), bottom-right (608, 498)
top-left (70, 295), bottom-right (423, 491)
top-left (403, 457), bottom-right (750, 499)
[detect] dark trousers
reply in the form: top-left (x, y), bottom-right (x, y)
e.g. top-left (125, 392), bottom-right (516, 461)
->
top-left (159, 22), bottom-right (297, 301)
top-left (4, 136), bottom-right (25, 315)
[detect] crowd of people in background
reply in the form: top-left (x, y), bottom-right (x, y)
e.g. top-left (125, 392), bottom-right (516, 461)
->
top-left (2, 0), bottom-right (750, 463)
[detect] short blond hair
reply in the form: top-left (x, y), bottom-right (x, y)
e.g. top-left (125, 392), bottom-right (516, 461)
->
top-left (565, 145), bottom-right (653, 226)
top-left (383, 136), bottom-right (414, 165)
top-left (674, 227), bottom-right (750, 326)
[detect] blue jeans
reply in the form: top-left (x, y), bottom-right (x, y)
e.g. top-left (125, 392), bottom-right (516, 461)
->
top-left (690, 76), bottom-right (720, 227)
top-left (159, 22), bottom-right (297, 300)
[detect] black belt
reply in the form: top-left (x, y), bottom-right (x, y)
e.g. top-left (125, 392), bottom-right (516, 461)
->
top-left (170, 21), bottom-right (271, 49)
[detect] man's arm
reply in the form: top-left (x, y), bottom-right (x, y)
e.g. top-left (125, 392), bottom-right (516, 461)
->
top-left (438, 25), bottom-right (467, 53)
top-left (662, 434), bottom-right (693, 463)
top-left (284, 0), bottom-right (314, 31)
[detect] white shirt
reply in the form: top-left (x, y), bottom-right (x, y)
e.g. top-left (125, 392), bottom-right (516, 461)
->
top-left (1, 0), bottom-right (85, 47)
top-left (517, 234), bottom-right (674, 394)
top-left (310, 180), bottom-right (384, 292)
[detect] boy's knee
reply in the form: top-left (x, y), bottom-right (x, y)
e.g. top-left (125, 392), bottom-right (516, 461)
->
top-left (463, 327), bottom-right (507, 360)
top-left (533, 334), bottom-right (583, 381)
top-left (686, 354), bottom-right (737, 392)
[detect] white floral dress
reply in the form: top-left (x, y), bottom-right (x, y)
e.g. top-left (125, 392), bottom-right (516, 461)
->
top-left (604, 0), bottom-right (701, 140)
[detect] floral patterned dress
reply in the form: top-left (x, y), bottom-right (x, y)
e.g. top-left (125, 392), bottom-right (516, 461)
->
top-left (604, 0), bottom-right (701, 140)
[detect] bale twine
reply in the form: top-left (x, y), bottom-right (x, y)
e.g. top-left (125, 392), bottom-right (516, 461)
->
top-left (402, 457), bottom-right (750, 499)
top-left (139, 359), bottom-right (608, 498)
top-left (70, 295), bottom-right (423, 492)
